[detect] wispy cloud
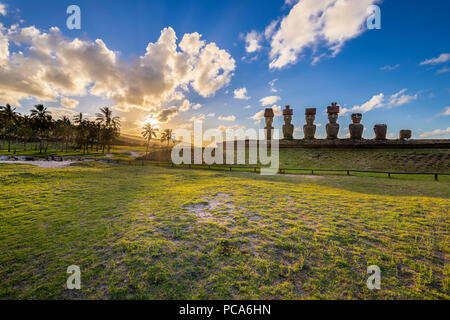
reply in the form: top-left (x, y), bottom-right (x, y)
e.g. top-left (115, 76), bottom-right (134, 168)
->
top-left (438, 106), bottom-right (450, 116)
top-left (341, 89), bottom-right (418, 115)
top-left (419, 127), bottom-right (450, 138)
top-left (419, 53), bottom-right (450, 66)
top-left (380, 64), bottom-right (400, 71)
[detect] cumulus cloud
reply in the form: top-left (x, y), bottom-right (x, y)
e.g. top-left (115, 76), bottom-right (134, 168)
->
top-left (61, 97), bottom-right (79, 109)
top-left (218, 115), bottom-right (236, 122)
top-left (341, 89), bottom-right (418, 115)
top-left (0, 25), bottom-right (235, 116)
top-left (244, 31), bottom-right (262, 53)
top-left (234, 87), bottom-right (250, 100)
top-left (419, 53), bottom-right (450, 66)
top-left (192, 103), bottom-right (202, 110)
top-left (419, 127), bottom-right (450, 138)
top-left (268, 0), bottom-right (381, 69)
top-left (260, 95), bottom-right (280, 106)
top-left (157, 106), bottom-right (178, 123)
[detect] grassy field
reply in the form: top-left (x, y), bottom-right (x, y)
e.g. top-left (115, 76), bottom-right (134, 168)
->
top-left (279, 148), bottom-right (450, 172)
top-left (0, 161), bottom-right (448, 299)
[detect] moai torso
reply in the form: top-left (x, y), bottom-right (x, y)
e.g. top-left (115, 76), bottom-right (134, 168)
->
top-left (282, 106), bottom-right (294, 140)
top-left (264, 108), bottom-right (275, 140)
top-left (303, 108), bottom-right (317, 140)
top-left (349, 113), bottom-right (364, 139)
top-left (326, 103), bottom-right (340, 140)
top-left (374, 124), bottom-right (387, 140)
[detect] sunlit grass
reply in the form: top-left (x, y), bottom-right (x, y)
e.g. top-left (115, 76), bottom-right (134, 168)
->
top-left (0, 162), bottom-right (448, 299)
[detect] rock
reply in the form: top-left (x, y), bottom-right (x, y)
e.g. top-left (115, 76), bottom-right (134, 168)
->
top-left (349, 113), bottom-right (364, 139)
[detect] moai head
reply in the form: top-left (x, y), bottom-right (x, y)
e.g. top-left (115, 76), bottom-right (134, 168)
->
top-left (374, 124), bottom-right (388, 140)
top-left (399, 130), bottom-right (412, 140)
top-left (305, 108), bottom-right (316, 125)
top-left (264, 108), bottom-right (275, 128)
top-left (351, 113), bottom-right (362, 124)
top-left (327, 102), bottom-right (340, 124)
top-left (283, 106), bottom-right (293, 125)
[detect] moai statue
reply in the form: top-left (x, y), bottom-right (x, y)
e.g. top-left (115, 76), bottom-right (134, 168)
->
top-left (374, 124), bottom-right (388, 140)
top-left (303, 108), bottom-right (317, 140)
top-left (399, 130), bottom-right (412, 140)
top-left (264, 108), bottom-right (275, 140)
top-left (326, 102), bottom-right (340, 140)
top-left (282, 106), bottom-right (294, 140)
top-left (349, 113), bottom-right (364, 139)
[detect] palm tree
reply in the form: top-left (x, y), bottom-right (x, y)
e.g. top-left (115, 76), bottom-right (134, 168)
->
top-left (30, 104), bottom-right (52, 153)
top-left (160, 129), bottom-right (174, 147)
top-left (142, 123), bottom-right (159, 156)
top-left (96, 107), bottom-right (120, 153)
top-left (0, 104), bottom-right (18, 152)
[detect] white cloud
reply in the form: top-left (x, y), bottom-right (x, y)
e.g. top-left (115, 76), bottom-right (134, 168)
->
top-left (269, 79), bottom-right (278, 92)
top-left (0, 3), bottom-right (6, 16)
top-left (387, 89), bottom-right (418, 107)
top-left (268, 0), bottom-right (380, 69)
top-left (234, 87), bottom-right (250, 100)
top-left (47, 107), bottom-right (78, 119)
top-left (244, 31), bottom-right (262, 53)
top-left (60, 97), bottom-right (79, 109)
top-left (264, 20), bottom-right (279, 41)
top-left (179, 100), bottom-right (191, 112)
top-left (0, 25), bottom-right (235, 116)
top-left (341, 89), bottom-right (418, 115)
top-left (439, 106), bottom-right (450, 116)
top-left (419, 127), bottom-right (450, 138)
top-left (260, 95), bottom-right (280, 106)
top-left (218, 115), bottom-right (236, 122)
top-left (381, 64), bottom-right (400, 71)
top-left (419, 53), bottom-right (450, 66)
top-left (192, 103), bottom-right (202, 110)
top-left (437, 67), bottom-right (450, 74)
top-left (244, 105), bottom-right (251, 109)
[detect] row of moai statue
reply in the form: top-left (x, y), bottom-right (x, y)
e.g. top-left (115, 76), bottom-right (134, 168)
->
top-left (263, 103), bottom-right (412, 140)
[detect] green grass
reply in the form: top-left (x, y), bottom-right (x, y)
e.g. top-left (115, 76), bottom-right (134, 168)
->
top-left (0, 162), bottom-right (448, 299)
top-left (279, 148), bottom-right (450, 173)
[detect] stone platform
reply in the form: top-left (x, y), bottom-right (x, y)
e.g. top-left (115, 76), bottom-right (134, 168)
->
top-left (279, 139), bottom-right (450, 149)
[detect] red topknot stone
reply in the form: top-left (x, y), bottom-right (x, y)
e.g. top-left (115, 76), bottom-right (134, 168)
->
top-left (305, 108), bottom-right (316, 115)
top-left (283, 105), bottom-right (293, 116)
top-left (264, 108), bottom-right (275, 117)
top-left (327, 102), bottom-right (340, 114)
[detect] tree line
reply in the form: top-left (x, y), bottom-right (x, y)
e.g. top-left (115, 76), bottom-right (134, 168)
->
top-left (141, 123), bottom-right (174, 156)
top-left (0, 104), bottom-right (121, 154)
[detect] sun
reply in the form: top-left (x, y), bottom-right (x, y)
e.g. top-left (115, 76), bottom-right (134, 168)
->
top-left (144, 115), bottom-right (159, 127)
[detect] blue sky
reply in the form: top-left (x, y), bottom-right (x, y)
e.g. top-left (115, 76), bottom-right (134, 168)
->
top-left (0, 0), bottom-right (449, 138)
